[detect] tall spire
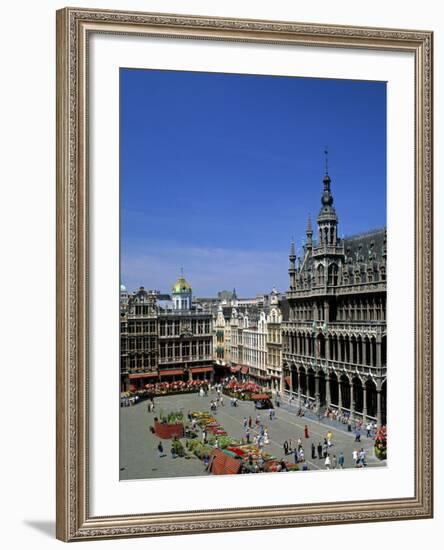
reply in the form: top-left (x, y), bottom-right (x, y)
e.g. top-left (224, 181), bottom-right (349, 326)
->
top-left (306, 215), bottom-right (313, 249)
top-left (307, 215), bottom-right (312, 234)
top-left (289, 238), bottom-right (296, 259)
top-left (317, 150), bottom-right (338, 246)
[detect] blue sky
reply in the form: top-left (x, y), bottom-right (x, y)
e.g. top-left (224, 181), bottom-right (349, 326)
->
top-left (120, 68), bottom-right (386, 297)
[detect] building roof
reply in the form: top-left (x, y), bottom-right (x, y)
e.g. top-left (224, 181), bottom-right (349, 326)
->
top-left (343, 228), bottom-right (386, 264)
top-left (172, 275), bottom-right (192, 293)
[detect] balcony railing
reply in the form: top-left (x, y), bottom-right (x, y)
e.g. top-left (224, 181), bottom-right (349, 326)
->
top-left (158, 355), bottom-right (213, 364)
top-left (282, 351), bottom-right (386, 377)
top-left (282, 321), bottom-right (386, 334)
top-left (287, 281), bottom-right (386, 298)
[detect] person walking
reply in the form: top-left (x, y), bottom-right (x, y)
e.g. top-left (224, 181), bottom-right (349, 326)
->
top-left (326, 430), bottom-right (333, 447)
top-left (323, 441), bottom-right (328, 459)
top-left (304, 425), bottom-right (310, 439)
top-left (243, 417), bottom-right (248, 429)
top-left (324, 454), bottom-right (331, 470)
top-left (157, 441), bottom-right (165, 458)
top-left (331, 454), bottom-right (338, 469)
top-left (299, 448), bottom-right (305, 462)
top-left (248, 416), bottom-right (252, 428)
top-left (338, 452), bottom-right (345, 469)
top-left (311, 442), bottom-right (316, 459)
top-left (283, 440), bottom-right (289, 455)
top-left (352, 449), bottom-right (358, 466)
top-left (317, 442), bottom-right (323, 460)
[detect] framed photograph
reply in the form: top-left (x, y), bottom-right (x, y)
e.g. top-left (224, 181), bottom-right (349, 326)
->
top-left (56, 7), bottom-right (433, 541)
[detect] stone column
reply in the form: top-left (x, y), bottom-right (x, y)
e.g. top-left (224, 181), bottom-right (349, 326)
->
top-left (376, 335), bottom-right (382, 368)
top-left (376, 388), bottom-right (382, 426)
top-left (362, 340), bottom-right (367, 366)
top-left (362, 384), bottom-right (367, 422)
top-left (369, 339), bottom-right (374, 367)
top-left (349, 338), bottom-right (354, 364)
top-left (325, 373), bottom-right (331, 407)
top-left (315, 373), bottom-right (320, 411)
top-left (324, 300), bottom-right (330, 323)
top-left (350, 382), bottom-right (355, 419)
top-left (297, 370), bottom-right (302, 404)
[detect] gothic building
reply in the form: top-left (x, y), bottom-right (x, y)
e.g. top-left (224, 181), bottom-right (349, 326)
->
top-left (282, 170), bottom-right (387, 425)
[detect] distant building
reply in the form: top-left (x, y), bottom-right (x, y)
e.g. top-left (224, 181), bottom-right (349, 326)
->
top-left (226, 289), bottom-right (284, 390)
top-left (120, 275), bottom-right (214, 391)
top-left (266, 289), bottom-right (283, 392)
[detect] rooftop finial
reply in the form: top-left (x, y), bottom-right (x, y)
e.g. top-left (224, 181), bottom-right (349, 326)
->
top-left (307, 214), bottom-right (313, 234)
top-left (324, 147), bottom-right (329, 175)
top-left (180, 266), bottom-right (184, 277)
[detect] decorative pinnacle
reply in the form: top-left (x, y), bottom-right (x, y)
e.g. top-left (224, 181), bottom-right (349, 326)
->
top-left (307, 214), bottom-right (313, 235)
top-left (324, 147), bottom-right (329, 175)
top-left (289, 239), bottom-right (296, 259)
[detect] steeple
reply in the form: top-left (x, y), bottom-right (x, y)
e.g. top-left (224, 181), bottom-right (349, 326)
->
top-left (317, 151), bottom-right (338, 247)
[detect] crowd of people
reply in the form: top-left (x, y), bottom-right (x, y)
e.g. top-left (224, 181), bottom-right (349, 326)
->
top-left (140, 379), bottom-right (380, 472)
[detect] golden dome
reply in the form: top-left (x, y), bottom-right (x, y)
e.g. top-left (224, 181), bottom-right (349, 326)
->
top-left (172, 276), bottom-right (192, 293)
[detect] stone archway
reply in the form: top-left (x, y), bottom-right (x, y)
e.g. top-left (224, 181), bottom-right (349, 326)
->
top-left (340, 373), bottom-right (351, 410)
top-left (365, 378), bottom-right (377, 418)
top-left (329, 371), bottom-right (339, 407)
top-left (307, 367), bottom-right (316, 398)
top-left (381, 379), bottom-right (387, 425)
top-left (352, 376), bottom-right (364, 415)
top-left (299, 366), bottom-right (307, 397)
top-left (318, 370), bottom-right (326, 406)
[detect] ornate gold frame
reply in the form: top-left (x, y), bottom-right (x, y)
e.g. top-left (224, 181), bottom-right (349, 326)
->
top-left (56, 7), bottom-right (433, 542)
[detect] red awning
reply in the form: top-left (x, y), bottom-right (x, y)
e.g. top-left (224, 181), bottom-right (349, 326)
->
top-left (230, 365), bottom-right (241, 373)
top-left (285, 376), bottom-right (291, 386)
top-left (128, 372), bottom-right (158, 380)
top-left (240, 366), bottom-right (249, 375)
top-left (159, 369), bottom-right (184, 377)
top-left (251, 393), bottom-right (270, 400)
top-left (190, 367), bottom-right (213, 374)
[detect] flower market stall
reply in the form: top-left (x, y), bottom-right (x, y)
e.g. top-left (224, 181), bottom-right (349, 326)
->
top-left (154, 410), bottom-right (185, 439)
top-left (222, 380), bottom-right (271, 401)
top-left (374, 425), bottom-right (387, 460)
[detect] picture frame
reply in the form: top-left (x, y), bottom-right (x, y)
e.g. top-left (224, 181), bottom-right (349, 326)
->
top-left (56, 7), bottom-right (433, 542)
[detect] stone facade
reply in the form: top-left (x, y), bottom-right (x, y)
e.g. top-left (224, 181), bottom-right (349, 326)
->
top-left (282, 171), bottom-right (387, 425)
top-left (120, 277), bottom-right (214, 391)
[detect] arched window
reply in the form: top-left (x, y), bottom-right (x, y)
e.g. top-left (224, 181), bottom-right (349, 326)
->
top-left (317, 264), bottom-right (325, 285)
top-left (328, 263), bottom-right (338, 285)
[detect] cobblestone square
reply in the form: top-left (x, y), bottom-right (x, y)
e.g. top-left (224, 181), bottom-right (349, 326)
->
top-left (120, 391), bottom-right (385, 480)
